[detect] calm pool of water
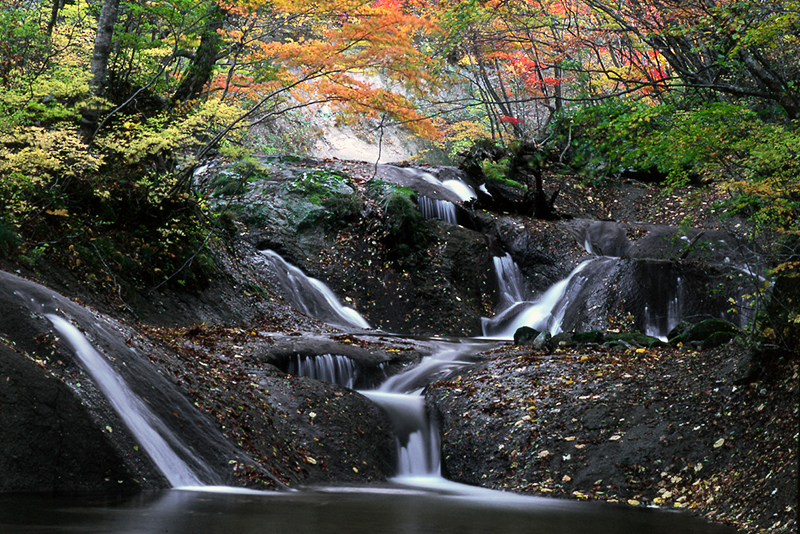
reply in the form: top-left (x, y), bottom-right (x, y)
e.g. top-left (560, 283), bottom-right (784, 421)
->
top-left (0, 482), bottom-right (734, 534)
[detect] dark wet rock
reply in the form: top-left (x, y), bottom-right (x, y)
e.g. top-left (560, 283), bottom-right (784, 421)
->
top-left (604, 332), bottom-right (666, 349)
top-left (0, 343), bottom-right (143, 493)
top-left (670, 319), bottom-right (741, 347)
top-left (551, 332), bottom-right (574, 347)
top-left (557, 258), bottom-right (752, 338)
top-left (0, 269), bottom-right (400, 491)
top-left (426, 343), bottom-right (797, 533)
top-left (573, 331), bottom-right (604, 344)
top-left (248, 213), bottom-right (494, 336)
top-left (565, 218), bottom-right (763, 267)
top-left (513, 326), bottom-right (540, 345)
top-left (702, 331), bottom-right (739, 349)
top-left (0, 272), bottom-right (165, 491)
top-left (253, 334), bottom-right (421, 389)
top-left (532, 331), bottom-right (552, 351)
top-left (667, 321), bottom-right (693, 341)
top-left (251, 372), bottom-right (396, 483)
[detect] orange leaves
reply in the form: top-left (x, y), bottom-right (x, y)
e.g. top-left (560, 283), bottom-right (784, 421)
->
top-left (204, 0), bottom-right (443, 139)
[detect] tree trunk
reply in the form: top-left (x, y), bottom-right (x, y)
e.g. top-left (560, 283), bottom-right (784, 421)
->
top-left (88, 0), bottom-right (121, 93)
top-left (171, 6), bottom-right (224, 104)
top-left (46, 0), bottom-right (62, 36)
top-left (81, 0), bottom-right (121, 142)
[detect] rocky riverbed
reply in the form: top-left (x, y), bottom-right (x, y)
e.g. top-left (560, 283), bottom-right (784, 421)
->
top-left (0, 156), bottom-right (796, 533)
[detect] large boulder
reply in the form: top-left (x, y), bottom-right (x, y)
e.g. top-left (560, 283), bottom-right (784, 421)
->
top-left (0, 344), bottom-right (144, 492)
top-left (669, 319), bottom-right (741, 348)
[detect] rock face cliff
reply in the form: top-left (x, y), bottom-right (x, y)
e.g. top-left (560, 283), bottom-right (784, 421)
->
top-left (0, 343), bottom-right (144, 493)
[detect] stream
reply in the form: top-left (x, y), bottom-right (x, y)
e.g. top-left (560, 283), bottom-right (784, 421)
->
top-left (0, 247), bottom-right (738, 533)
top-left (0, 164), bottom-right (751, 532)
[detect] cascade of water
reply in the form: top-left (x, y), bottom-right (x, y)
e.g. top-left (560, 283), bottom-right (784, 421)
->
top-left (492, 253), bottom-right (532, 309)
top-left (362, 391), bottom-right (440, 477)
top-left (482, 260), bottom-right (594, 339)
top-left (288, 353), bottom-right (359, 389)
top-left (261, 250), bottom-right (370, 330)
top-left (362, 343), bottom-right (481, 481)
top-left (46, 314), bottom-right (204, 488)
top-left (418, 196), bottom-right (458, 224)
top-left (407, 168), bottom-right (475, 226)
top-left (441, 179), bottom-right (476, 202)
top-left (644, 275), bottom-right (684, 340)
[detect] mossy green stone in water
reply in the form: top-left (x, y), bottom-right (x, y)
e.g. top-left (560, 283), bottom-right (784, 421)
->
top-left (669, 319), bottom-right (741, 346)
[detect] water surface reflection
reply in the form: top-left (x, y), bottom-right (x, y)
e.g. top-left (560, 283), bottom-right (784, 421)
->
top-left (1, 485), bottom-right (735, 534)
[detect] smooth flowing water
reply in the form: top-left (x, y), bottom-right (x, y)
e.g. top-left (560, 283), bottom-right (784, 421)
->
top-left (287, 353), bottom-right (361, 389)
top-left (46, 314), bottom-right (206, 488)
top-left (260, 249), bottom-right (370, 329)
top-left (363, 341), bottom-right (484, 485)
top-left (418, 195), bottom-right (459, 224)
top-left (1, 248), bottom-right (739, 533)
top-left (482, 259), bottom-right (598, 338)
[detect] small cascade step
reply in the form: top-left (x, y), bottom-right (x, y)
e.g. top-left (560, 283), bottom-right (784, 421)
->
top-left (418, 196), bottom-right (458, 224)
top-left (260, 250), bottom-right (370, 330)
top-left (286, 353), bottom-right (388, 389)
top-left (46, 315), bottom-right (207, 487)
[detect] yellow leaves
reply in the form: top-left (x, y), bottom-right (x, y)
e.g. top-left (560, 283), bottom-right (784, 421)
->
top-left (45, 209), bottom-right (69, 217)
top-left (770, 262), bottom-right (800, 275)
top-left (95, 98), bottom-right (242, 165)
top-left (0, 127), bottom-right (103, 184)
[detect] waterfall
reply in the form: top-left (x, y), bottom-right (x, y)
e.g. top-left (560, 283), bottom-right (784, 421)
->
top-left (408, 168), bottom-right (475, 226)
top-left (362, 392), bottom-right (440, 477)
top-left (288, 354), bottom-right (359, 389)
top-left (441, 179), bottom-right (476, 202)
top-left (492, 253), bottom-right (532, 309)
top-left (362, 342), bottom-right (481, 481)
top-left (261, 250), bottom-right (370, 330)
top-left (46, 314), bottom-right (204, 488)
top-left (482, 259), bottom-right (594, 339)
top-left (644, 276), bottom-right (683, 340)
top-left (418, 196), bottom-right (458, 224)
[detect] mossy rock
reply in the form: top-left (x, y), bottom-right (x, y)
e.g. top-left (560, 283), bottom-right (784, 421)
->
top-left (667, 321), bottom-right (693, 341)
top-left (551, 332), bottom-right (574, 347)
top-left (514, 326), bottom-right (540, 346)
top-left (702, 331), bottom-right (738, 349)
top-left (605, 332), bottom-right (666, 348)
top-left (670, 319), bottom-right (741, 346)
top-left (573, 330), bottom-right (605, 344)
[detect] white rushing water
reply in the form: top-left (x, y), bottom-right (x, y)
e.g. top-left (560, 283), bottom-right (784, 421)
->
top-left (288, 353), bottom-right (359, 389)
top-left (492, 253), bottom-right (532, 309)
top-left (46, 314), bottom-right (203, 488)
top-left (362, 342), bottom-right (482, 487)
top-left (409, 167), bottom-right (475, 226)
top-left (418, 196), bottom-right (458, 224)
top-left (482, 259), bottom-right (594, 339)
top-left (261, 250), bottom-right (370, 330)
top-left (644, 276), bottom-right (683, 340)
